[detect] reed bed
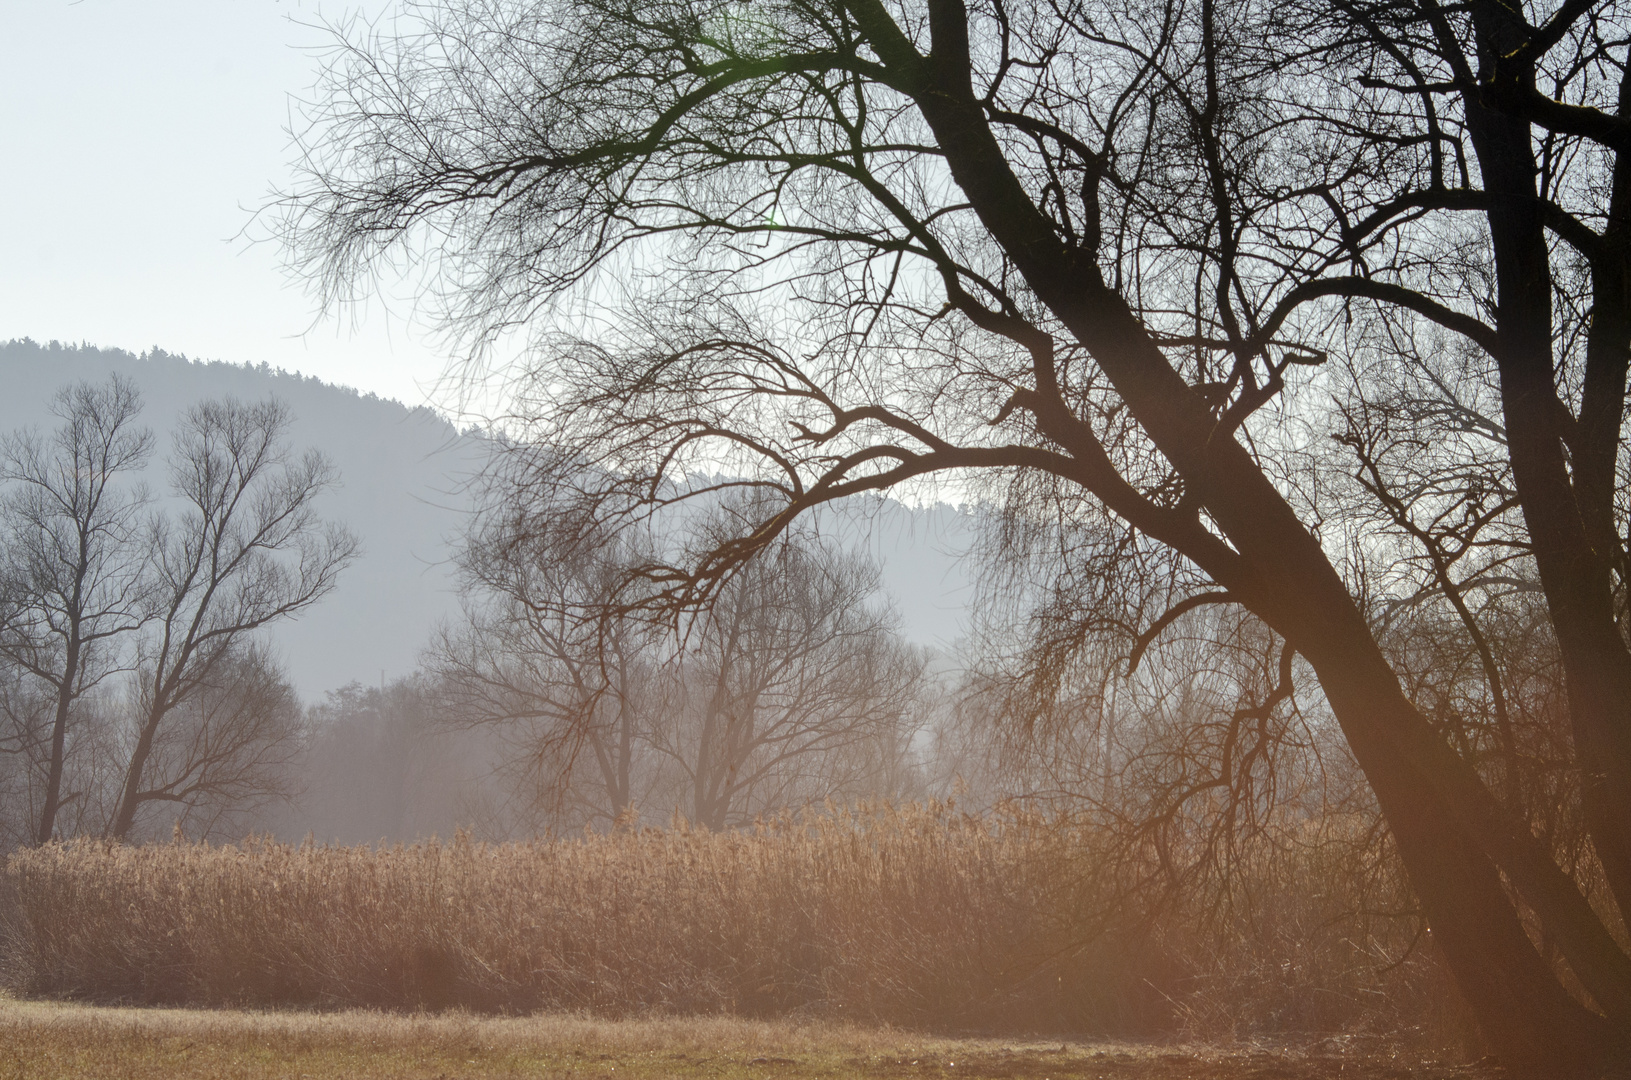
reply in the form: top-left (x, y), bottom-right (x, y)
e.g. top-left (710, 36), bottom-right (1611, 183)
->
top-left (0, 998), bottom-right (1499, 1080)
top-left (0, 803), bottom-right (1454, 1039)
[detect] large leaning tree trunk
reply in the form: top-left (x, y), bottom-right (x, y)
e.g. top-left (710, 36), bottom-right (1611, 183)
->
top-left (275, 0), bottom-right (1631, 1070)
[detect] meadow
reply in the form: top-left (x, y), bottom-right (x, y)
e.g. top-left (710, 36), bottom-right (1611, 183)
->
top-left (0, 803), bottom-right (1465, 1051)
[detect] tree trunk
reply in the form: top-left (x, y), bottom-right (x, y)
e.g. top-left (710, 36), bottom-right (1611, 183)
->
top-left (1062, 289), bottom-right (1629, 1070)
top-left (1272, 559), bottom-right (1617, 1073)
top-left (872, 9), bottom-right (1631, 1062)
top-left (1070, 290), bottom-right (1627, 1070)
top-left (107, 703), bottom-right (163, 842)
top-left (33, 659), bottom-right (75, 845)
top-left (1462, 0), bottom-right (1631, 925)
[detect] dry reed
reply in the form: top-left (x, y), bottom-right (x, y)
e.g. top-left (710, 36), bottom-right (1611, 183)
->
top-left (0, 998), bottom-right (1499, 1080)
top-left (0, 803), bottom-right (1454, 1039)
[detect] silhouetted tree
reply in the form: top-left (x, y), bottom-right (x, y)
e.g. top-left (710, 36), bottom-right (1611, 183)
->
top-left (126, 644), bottom-right (306, 841)
top-left (657, 531), bottom-right (927, 829)
top-left (433, 507), bottom-right (661, 827)
top-left (278, 0), bottom-right (1631, 1067)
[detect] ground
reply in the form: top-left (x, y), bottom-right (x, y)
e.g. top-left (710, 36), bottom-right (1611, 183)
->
top-left (0, 1000), bottom-right (1497, 1079)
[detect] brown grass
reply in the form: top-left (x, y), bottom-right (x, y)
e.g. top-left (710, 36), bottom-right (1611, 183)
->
top-left (0, 803), bottom-right (1459, 1042)
top-left (0, 998), bottom-right (1499, 1080)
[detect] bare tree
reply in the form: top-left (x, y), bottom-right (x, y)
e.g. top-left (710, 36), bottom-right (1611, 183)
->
top-left (655, 532), bottom-right (927, 829)
top-left (107, 398), bottom-right (357, 841)
top-left (436, 490), bottom-right (926, 830)
top-left (0, 377), bottom-right (153, 844)
top-left (432, 508), bottom-right (663, 827)
top-left (277, 0), bottom-right (1631, 1067)
top-left (126, 643), bottom-right (306, 841)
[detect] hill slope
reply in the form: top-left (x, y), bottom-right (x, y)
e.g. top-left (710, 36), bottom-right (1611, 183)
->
top-left (0, 340), bottom-right (978, 700)
top-left (0, 339), bottom-right (480, 698)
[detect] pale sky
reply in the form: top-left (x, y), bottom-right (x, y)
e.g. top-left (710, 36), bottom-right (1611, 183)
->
top-left (0, 0), bottom-right (456, 406)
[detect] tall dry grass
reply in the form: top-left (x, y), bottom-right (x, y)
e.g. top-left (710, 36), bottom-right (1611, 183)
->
top-left (0, 803), bottom-right (1457, 1039)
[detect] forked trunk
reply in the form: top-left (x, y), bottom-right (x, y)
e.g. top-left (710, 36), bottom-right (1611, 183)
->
top-left (893, 21), bottom-right (1631, 1060)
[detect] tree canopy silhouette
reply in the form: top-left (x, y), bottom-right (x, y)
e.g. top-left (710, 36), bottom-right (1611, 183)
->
top-left (276, 0), bottom-right (1631, 1070)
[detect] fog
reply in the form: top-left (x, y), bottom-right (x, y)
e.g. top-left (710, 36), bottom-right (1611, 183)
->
top-left (0, 339), bottom-right (983, 846)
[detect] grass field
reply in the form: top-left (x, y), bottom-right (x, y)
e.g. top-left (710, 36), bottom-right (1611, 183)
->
top-left (0, 1000), bottom-right (1495, 1080)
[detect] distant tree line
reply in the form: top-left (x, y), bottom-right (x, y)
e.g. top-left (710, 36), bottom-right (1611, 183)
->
top-left (428, 484), bottom-right (932, 833)
top-left (270, 496), bottom-right (939, 841)
top-left (0, 376), bottom-right (944, 846)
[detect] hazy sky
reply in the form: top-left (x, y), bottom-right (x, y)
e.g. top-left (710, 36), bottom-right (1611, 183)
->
top-left (1, 1), bottom-right (455, 406)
